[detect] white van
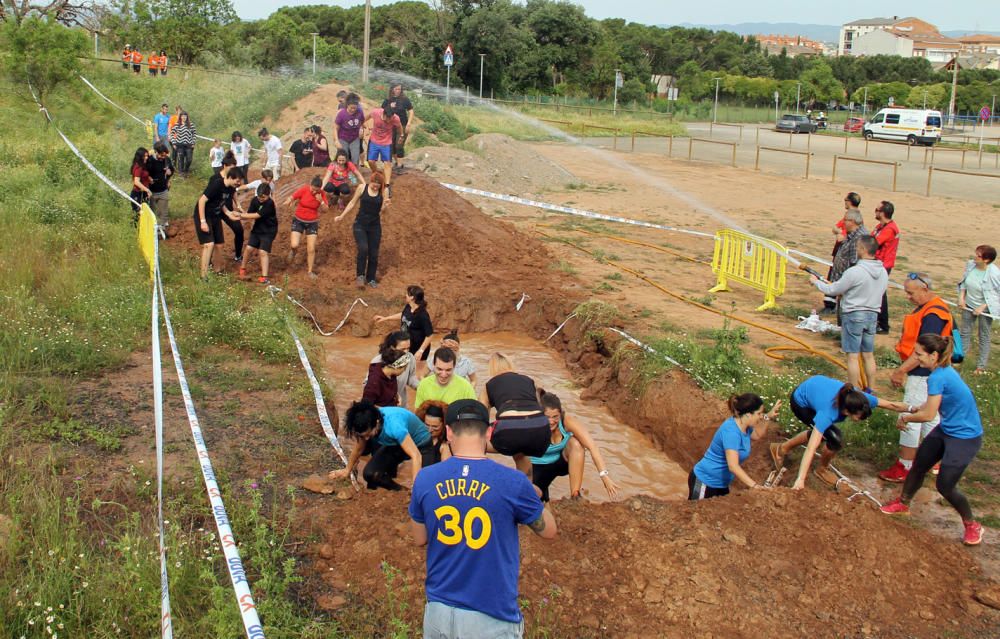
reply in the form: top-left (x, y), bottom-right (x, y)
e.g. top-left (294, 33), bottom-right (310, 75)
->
top-left (862, 108), bottom-right (942, 146)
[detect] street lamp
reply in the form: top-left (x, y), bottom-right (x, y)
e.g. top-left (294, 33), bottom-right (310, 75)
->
top-left (311, 33), bottom-right (318, 75)
top-left (795, 82), bottom-right (801, 114)
top-left (712, 77), bottom-right (721, 123)
top-left (479, 53), bottom-right (486, 100)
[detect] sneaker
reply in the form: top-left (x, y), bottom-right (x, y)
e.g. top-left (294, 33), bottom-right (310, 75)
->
top-left (813, 465), bottom-right (838, 487)
top-left (963, 520), bottom-right (984, 546)
top-left (877, 461), bottom-right (909, 483)
top-left (931, 463), bottom-right (941, 476)
top-left (308, 271), bottom-right (318, 280)
top-left (769, 442), bottom-right (785, 470)
top-left (367, 280), bottom-right (378, 288)
top-left (355, 276), bottom-right (364, 289)
top-left (234, 255), bottom-right (242, 263)
top-left (876, 327), bottom-right (890, 335)
top-left (258, 276), bottom-right (269, 284)
top-left (238, 267), bottom-right (247, 279)
top-left (385, 183), bottom-right (393, 199)
top-left (880, 497), bottom-right (911, 516)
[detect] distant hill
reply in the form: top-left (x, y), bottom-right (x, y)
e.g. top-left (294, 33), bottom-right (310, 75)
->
top-left (666, 22), bottom-right (1000, 44)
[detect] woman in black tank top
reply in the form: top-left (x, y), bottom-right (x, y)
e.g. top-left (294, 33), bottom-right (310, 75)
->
top-left (337, 172), bottom-right (389, 288)
top-left (480, 353), bottom-right (551, 476)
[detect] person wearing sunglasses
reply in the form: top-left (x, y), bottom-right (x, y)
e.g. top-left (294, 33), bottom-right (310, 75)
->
top-left (958, 244), bottom-right (1000, 375)
top-left (879, 272), bottom-right (954, 483)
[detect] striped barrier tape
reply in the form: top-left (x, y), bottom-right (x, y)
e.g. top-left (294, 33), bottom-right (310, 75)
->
top-left (606, 328), bottom-right (711, 388)
top-left (157, 267), bottom-right (265, 639)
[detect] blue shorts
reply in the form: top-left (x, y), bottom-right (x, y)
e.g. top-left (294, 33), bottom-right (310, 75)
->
top-left (368, 142), bottom-right (391, 162)
top-left (841, 310), bottom-right (877, 353)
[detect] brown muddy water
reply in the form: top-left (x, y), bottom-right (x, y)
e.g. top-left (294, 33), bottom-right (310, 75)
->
top-left (323, 332), bottom-right (687, 502)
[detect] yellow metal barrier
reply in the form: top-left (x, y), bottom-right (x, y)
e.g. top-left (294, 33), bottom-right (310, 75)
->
top-left (710, 229), bottom-right (787, 311)
top-left (137, 203), bottom-right (157, 279)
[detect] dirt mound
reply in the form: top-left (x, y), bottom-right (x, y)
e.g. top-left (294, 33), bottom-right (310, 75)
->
top-left (297, 488), bottom-right (996, 638)
top-left (411, 133), bottom-right (577, 195)
top-left (172, 168), bottom-right (583, 335)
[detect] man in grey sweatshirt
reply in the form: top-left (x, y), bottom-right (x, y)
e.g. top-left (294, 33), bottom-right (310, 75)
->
top-left (811, 236), bottom-right (888, 390)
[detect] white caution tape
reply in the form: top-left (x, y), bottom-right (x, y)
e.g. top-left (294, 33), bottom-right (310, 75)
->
top-left (151, 243), bottom-right (174, 639)
top-left (516, 293), bottom-right (530, 311)
top-left (442, 183), bottom-right (715, 239)
top-left (544, 312), bottom-right (578, 342)
top-left (607, 327), bottom-right (710, 388)
top-left (157, 269), bottom-right (265, 639)
top-left (334, 297), bottom-right (370, 333)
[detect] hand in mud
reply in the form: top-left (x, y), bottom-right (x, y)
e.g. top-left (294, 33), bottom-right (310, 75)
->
top-left (601, 475), bottom-right (620, 500)
top-left (328, 468), bottom-right (350, 481)
top-left (751, 483), bottom-right (768, 490)
top-left (373, 315), bottom-right (386, 324)
top-left (792, 479), bottom-right (805, 491)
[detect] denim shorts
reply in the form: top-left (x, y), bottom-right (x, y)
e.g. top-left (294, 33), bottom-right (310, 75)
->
top-left (290, 218), bottom-right (318, 236)
top-left (423, 602), bottom-right (523, 639)
top-left (841, 310), bottom-right (877, 353)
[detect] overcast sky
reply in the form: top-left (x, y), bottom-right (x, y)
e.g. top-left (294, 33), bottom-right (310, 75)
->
top-left (231, 0), bottom-right (999, 32)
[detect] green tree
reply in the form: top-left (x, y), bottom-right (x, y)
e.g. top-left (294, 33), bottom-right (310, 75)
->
top-left (524, 0), bottom-right (596, 88)
top-left (0, 17), bottom-right (87, 101)
top-left (250, 12), bottom-right (302, 70)
top-left (105, 0), bottom-right (236, 64)
top-left (799, 60), bottom-right (844, 105)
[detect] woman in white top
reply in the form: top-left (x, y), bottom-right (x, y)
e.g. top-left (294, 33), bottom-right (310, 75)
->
top-left (958, 244), bottom-right (1000, 374)
top-left (230, 131), bottom-right (252, 181)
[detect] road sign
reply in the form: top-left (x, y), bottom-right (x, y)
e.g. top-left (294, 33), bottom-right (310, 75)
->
top-left (773, 91), bottom-right (780, 100)
top-left (667, 87), bottom-right (678, 101)
top-left (615, 71), bottom-right (623, 88)
top-left (444, 44), bottom-right (454, 67)
top-left (981, 106), bottom-right (991, 121)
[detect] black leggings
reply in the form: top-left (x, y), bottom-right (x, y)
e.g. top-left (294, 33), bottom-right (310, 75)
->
top-left (901, 427), bottom-right (981, 520)
top-left (687, 470), bottom-right (730, 500)
top-left (532, 455), bottom-right (569, 502)
top-left (220, 215), bottom-right (244, 259)
top-left (362, 439), bottom-right (436, 490)
top-left (353, 222), bottom-right (381, 281)
top-left (878, 266), bottom-right (892, 331)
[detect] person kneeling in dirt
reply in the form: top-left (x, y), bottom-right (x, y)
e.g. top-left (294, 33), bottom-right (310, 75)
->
top-left (880, 335), bottom-right (985, 546)
top-left (409, 399), bottom-right (557, 639)
top-left (329, 400), bottom-right (437, 491)
top-left (689, 394), bottom-right (781, 500)
top-left (480, 353), bottom-right (551, 478)
top-left (770, 375), bottom-right (904, 490)
top-left (415, 400), bottom-right (452, 463)
top-left (530, 391), bottom-right (619, 501)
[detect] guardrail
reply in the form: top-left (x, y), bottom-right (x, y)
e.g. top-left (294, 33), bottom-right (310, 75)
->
top-left (832, 155), bottom-right (900, 191)
top-left (630, 130), bottom-right (674, 155)
top-left (688, 137), bottom-right (737, 167)
top-left (926, 166), bottom-right (1000, 197)
top-left (755, 146), bottom-right (814, 179)
top-left (709, 122), bottom-right (744, 143)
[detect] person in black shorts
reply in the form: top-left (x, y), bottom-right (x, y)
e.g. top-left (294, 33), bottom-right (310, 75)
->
top-left (216, 153), bottom-right (245, 265)
top-left (193, 167), bottom-right (242, 280)
top-left (480, 352), bottom-right (551, 477)
top-left (239, 184), bottom-right (278, 284)
top-left (381, 83), bottom-right (414, 174)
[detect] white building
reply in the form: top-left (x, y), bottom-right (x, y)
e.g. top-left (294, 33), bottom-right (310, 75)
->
top-left (839, 17), bottom-right (896, 56)
top-left (850, 29), bottom-right (913, 58)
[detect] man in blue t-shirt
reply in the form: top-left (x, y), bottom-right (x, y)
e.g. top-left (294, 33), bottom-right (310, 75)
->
top-left (153, 103), bottom-right (171, 151)
top-left (409, 399), bottom-right (557, 638)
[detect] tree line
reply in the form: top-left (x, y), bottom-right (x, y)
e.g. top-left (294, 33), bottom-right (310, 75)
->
top-left (4, 0), bottom-right (999, 112)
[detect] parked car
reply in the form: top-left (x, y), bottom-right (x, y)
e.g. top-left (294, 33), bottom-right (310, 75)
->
top-left (844, 117), bottom-right (865, 133)
top-left (775, 114), bottom-right (817, 134)
top-left (862, 108), bottom-right (942, 146)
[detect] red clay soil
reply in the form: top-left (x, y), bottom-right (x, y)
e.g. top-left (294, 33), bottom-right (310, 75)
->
top-left (171, 168), bottom-right (581, 336)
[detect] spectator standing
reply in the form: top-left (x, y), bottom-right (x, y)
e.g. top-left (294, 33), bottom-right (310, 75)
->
top-left (811, 236), bottom-right (887, 390)
top-left (230, 131), bottom-right (251, 181)
top-left (258, 128), bottom-right (284, 180)
top-left (122, 44), bottom-right (132, 70)
top-left (170, 112), bottom-right (197, 177)
top-left (829, 208), bottom-right (869, 292)
top-left (130, 47), bottom-right (142, 74)
top-left (168, 105), bottom-right (182, 165)
top-left (382, 84), bottom-right (414, 174)
top-left (872, 201), bottom-right (900, 334)
top-left (878, 273), bottom-right (953, 483)
top-left (958, 244), bottom-right (1000, 375)
top-left (152, 103), bottom-right (171, 152)
top-left (824, 192), bottom-right (861, 312)
top-left (158, 51), bottom-right (168, 76)
top-left (147, 51), bottom-right (160, 76)
top-left (208, 139), bottom-right (225, 176)
top-left (409, 399), bottom-right (557, 639)
top-left (289, 128), bottom-right (314, 171)
top-left (334, 95), bottom-right (365, 166)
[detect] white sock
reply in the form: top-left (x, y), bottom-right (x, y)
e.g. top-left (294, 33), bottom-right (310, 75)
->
top-left (899, 458), bottom-right (913, 470)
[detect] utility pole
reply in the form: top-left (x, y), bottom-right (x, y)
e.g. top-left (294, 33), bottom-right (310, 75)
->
top-left (613, 68), bottom-right (621, 115)
top-left (712, 77), bottom-right (721, 123)
top-left (947, 55), bottom-right (959, 127)
top-left (94, 32), bottom-right (98, 57)
top-left (361, 0), bottom-right (371, 83)
top-left (479, 53), bottom-right (486, 100)
top-left (862, 86), bottom-right (868, 119)
top-left (311, 33), bottom-right (318, 75)
top-left (796, 82), bottom-right (801, 114)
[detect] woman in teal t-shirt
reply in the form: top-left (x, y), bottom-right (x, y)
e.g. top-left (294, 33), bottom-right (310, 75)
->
top-left (690, 393), bottom-right (781, 500)
top-left (881, 334), bottom-right (985, 546)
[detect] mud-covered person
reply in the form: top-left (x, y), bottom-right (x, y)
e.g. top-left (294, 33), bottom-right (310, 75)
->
top-left (414, 347), bottom-right (477, 409)
top-left (362, 348), bottom-right (413, 407)
top-left (368, 330), bottom-right (420, 407)
top-left (409, 399), bottom-right (557, 639)
top-left (374, 285), bottom-right (434, 366)
top-left (193, 167), bottom-right (243, 280)
top-left (330, 400), bottom-right (437, 491)
top-left (284, 175), bottom-right (329, 279)
top-left (145, 142), bottom-right (174, 234)
top-left (689, 393), bottom-right (781, 500)
top-left (426, 331), bottom-right (476, 386)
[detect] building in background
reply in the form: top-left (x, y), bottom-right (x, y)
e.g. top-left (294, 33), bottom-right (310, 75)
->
top-left (753, 34), bottom-right (825, 57)
top-left (957, 34), bottom-right (1000, 56)
top-left (841, 17), bottom-right (968, 63)
top-left (839, 17), bottom-right (897, 55)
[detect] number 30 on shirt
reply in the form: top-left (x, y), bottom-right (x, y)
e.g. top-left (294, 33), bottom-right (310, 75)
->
top-left (433, 505), bottom-right (492, 550)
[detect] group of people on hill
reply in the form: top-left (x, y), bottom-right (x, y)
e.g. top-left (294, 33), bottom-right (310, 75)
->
top-left (122, 45), bottom-right (168, 76)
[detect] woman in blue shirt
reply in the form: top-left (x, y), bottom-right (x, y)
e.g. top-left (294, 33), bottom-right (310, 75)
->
top-left (881, 334), bottom-right (985, 546)
top-left (689, 393), bottom-right (781, 500)
top-left (329, 400), bottom-right (436, 490)
top-left (770, 375), bottom-right (903, 490)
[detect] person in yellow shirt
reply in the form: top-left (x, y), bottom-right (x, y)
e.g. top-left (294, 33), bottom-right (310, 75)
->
top-left (413, 348), bottom-right (476, 409)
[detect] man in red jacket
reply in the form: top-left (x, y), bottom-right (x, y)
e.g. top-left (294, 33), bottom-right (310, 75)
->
top-left (872, 201), bottom-right (900, 334)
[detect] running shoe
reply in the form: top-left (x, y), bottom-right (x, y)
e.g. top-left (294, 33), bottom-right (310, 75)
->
top-left (877, 461), bottom-right (909, 483)
top-left (813, 465), bottom-right (838, 487)
top-left (238, 267), bottom-right (247, 279)
top-left (258, 276), bottom-right (269, 284)
top-left (880, 498), bottom-right (911, 516)
top-left (234, 255), bottom-right (242, 263)
top-left (931, 463), bottom-right (941, 476)
top-left (769, 442), bottom-right (785, 470)
top-left (367, 280), bottom-right (378, 288)
top-left (355, 276), bottom-right (364, 289)
top-left (308, 271), bottom-right (318, 280)
top-left (963, 520), bottom-right (984, 546)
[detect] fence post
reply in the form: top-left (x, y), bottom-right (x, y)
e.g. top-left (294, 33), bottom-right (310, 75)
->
top-left (832, 155), bottom-right (838, 183)
top-left (688, 137), bottom-right (694, 160)
top-left (738, 126), bottom-right (743, 144)
top-left (806, 152), bottom-right (811, 179)
top-left (960, 150), bottom-right (966, 169)
top-left (864, 139), bottom-right (869, 157)
top-left (926, 166), bottom-right (933, 196)
top-left (668, 135), bottom-right (673, 158)
top-left (631, 131), bottom-right (636, 152)
top-left (843, 136), bottom-right (848, 154)
top-left (807, 133), bottom-right (811, 151)
top-left (788, 132), bottom-right (792, 148)
top-left (906, 144), bottom-right (911, 162)
top-left (613, 129), bottom-right (618, 151)
top-left (731, 144), bottom-right (737, 167)
top-left (709, 122), bottom-right (714, 138)
top-left (892, 162), bottom-right (898, 192)
top-left (754, 145), bottom-right (761, 170)
top-left (755, 127), bottom-right (760, 145)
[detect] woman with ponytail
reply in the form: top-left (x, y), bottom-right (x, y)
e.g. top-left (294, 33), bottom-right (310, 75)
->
top-left (881, 335), bottom-right (985, 545)
top-left (771, 376), bottom-right (904, 490)
top-left (689, 393), bottom-right (781, 500)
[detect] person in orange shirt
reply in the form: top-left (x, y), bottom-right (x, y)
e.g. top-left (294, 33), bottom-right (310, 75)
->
top-left (168, 105), bottom-right (182, 164)
top-left (147, 52), bottom-right (160, 77)
top-left (158, 51), bottom-right (168, 76)
top-left (122, 45), bottom-right (132, 70)
top-left (131, 48), bottom-right (143, 74)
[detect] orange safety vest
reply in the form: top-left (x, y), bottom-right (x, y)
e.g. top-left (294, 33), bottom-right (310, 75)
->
top-left (148, 54), bottom-right (159, 68)
top-left (159, 55), bottom-right (168, 71)
top-left (122, 49), bottom-right (131, 62)
top-left (896, 296), bottom-right (953, 360)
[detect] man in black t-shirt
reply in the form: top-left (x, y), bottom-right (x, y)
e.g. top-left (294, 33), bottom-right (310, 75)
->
top-left (146, 142), bottom-right (175, 233)
top-left (289, 128), bottom-right (314, 171)
top-left (192, 167), bottom-right (242, 279)
top-left (381, 84), bottom-right (414, 173)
